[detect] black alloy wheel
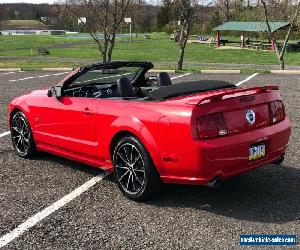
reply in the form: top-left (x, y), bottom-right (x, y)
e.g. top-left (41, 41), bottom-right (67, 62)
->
top-left (11, 111), bottom-right (36, 158)
top-left (113, 136), bottom-right (161, 201)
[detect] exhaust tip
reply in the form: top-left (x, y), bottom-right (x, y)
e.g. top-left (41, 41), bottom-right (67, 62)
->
top-left (205, 177), bottom-right (222, 189)
top-left (271, 155), bottom-right (285, 165)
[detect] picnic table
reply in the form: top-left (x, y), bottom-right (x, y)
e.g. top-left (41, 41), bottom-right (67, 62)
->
top-left (219, 39), bottom-right (229, 46)
top-left (37, 48), bottom-right (50, 55)
top-left (245, 42), bottom-right (273, 51)
top-left (260, 43), bottom-right (273, 50)
top-left (250, 42), bottom-right (262, 50)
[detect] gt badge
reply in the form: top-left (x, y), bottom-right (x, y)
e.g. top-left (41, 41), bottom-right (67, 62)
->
top-left (246, 110), bottom-right (255, 125)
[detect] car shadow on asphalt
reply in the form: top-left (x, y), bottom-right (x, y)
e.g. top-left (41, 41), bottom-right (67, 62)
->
top-left (147, 164), bottom-right (300, 224)
top-left (32, 153), bottom-right (300, 224)
top-left (34, 152), bottom-right (104, 176)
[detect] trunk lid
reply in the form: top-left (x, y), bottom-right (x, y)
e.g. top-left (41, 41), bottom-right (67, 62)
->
top-left (188, 86), bottom-right (282, 138)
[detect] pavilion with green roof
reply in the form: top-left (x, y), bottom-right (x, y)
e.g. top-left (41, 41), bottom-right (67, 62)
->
top-left (213, 21), bottom-right (290, 49)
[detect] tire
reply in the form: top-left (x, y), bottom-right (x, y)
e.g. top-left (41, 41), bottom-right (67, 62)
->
top-left (10, 111), bottom-right (36, 158)
top-left (113, 136), bottom-right (161, 201)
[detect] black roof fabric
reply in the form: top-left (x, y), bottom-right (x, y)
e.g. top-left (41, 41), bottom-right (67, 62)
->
top-left (148, 80), bottom-right (236, 100)
top-left (86, 61), bottom-right (154, 70)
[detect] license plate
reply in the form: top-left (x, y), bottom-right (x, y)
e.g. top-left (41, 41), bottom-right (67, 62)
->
top-left (249, 143), bottom-right (266, 161)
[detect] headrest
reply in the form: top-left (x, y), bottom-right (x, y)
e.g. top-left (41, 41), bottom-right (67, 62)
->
top-left (157, 72), bottom-right (172, 86)
top-left (116, 77), bottom-right (135, 97)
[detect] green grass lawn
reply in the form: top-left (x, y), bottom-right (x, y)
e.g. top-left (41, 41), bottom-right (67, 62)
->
top-left (0, 35), bottom-right (87, 51)
top-left (0, 32), bottom-right (300, 70)
top-left (0, 60), bottom-right (80, 71)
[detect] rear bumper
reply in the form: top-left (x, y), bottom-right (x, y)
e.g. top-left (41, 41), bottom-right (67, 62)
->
top-left (160, 118), bottom-right (291, 185)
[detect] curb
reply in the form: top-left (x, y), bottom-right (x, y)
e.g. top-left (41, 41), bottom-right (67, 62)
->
top-left (2, 67), bottom-right (299, 74)
top-left (271, 70), bottom-right (300, 74)
top-left (149, 69), bottom-right (176, 73)
top-left (201, 69), bottom-right (240, 74)
top-left (41, 68), bottom-right (74, 71)
top-left (0, 68), bottom-right (22, 71)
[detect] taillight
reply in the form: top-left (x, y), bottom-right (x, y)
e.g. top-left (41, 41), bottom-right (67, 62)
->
top-left (269, 100), bottom-right (285, 124)
top-left (196, 112), bottom-right (228, 139)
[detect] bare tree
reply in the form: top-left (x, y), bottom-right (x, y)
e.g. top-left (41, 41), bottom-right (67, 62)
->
top-left (64, 0), bottom-right (131, 62)
top-left (261, 0), bottom-right (300, 70)
top-left (215, 0), bottom-right (231, 21)
top-left (0, 7), bottom-right (5, 31)
top-left (175, 0), bottom-right (195, 70)
top-left (224, 0), bottom-right (230, 21)
top-left (129, 2), bottom-right (157, 32)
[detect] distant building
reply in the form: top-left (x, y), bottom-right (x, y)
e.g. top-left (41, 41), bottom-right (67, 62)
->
top-left (36, 30), bottom-right (66, 35)
top-left (0, 19), bottom-right (66, 35)
top-left (1, 29), bottom-right (66, 36)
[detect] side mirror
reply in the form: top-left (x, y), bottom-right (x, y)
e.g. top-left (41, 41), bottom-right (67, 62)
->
top-left (47, 88), bottom-right (52, 97)
top-left (48, 86), bottom-right (62, 99)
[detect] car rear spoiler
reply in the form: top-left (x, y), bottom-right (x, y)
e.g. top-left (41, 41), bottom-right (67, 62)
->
top-left (187, 86), bottom-right (279, 106)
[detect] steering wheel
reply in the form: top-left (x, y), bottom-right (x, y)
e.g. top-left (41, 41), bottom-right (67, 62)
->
top-left (78, 85), bottom-right (98, 97)
top-left (133, 86), bottom-right (140, 94)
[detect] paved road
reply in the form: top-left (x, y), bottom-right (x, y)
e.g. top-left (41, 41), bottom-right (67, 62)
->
top-left (0, 71), bottom-right (299, 249)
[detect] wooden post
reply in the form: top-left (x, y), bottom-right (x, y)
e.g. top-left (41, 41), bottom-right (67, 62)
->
top-left (216, 30), bottom-right (220, 48)
top-left (129, 22), bottom-right (132, 43)
top-left (241, 31), bottom-right (245, 48)
top-left (271, 33), bottom-right (275, 51)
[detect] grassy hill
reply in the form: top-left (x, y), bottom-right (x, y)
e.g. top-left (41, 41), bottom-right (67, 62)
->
top-left (1, 20), bottom-right (48, 30)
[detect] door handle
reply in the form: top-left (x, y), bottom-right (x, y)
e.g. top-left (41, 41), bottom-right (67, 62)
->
top-left (83, 107), bottom-right (93, 115)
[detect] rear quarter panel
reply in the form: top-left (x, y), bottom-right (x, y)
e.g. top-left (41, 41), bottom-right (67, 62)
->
top-left (95, 99), bottom-right (194, 175)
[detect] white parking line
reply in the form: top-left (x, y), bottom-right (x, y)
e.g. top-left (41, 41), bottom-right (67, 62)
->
top-left (9, 72), bottom-right (70, 82)
top-left (171, 72), bottom-right (191, 80)
top-left (0, 172), bottom-right (108, 248)
top-left (0, 131), bottom-right (10, 138)
top-left (236, 73), bottom-right (258, 86)
top-left (0, 72), bottom-right (16, 76)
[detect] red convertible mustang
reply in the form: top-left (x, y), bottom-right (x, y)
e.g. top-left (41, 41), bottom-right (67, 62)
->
top-left (8, 61), bottom-right (291, 200)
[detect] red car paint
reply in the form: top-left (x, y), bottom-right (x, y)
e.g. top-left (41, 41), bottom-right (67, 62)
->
top-left (8, 74), bottom-right (291, 186)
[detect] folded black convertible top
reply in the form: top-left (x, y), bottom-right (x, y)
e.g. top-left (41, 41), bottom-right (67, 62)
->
top-left (148, 80), bottom-right (237, 100)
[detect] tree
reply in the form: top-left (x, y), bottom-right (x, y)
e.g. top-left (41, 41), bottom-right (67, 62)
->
top-left (0, 7), bottom-right (4, 31)
top-left (127, 0), bottom-right (157, 32)
top-left (261, 0), bottom-right (300, 70)
top-left (157, 0), bottom-right (174, 29)
top-left (64, 0), bottom-right (131, 62)
top-left (215, 0), bottom-right (232, 21)
top-left (175, 0), bottom-right (195, 70)
top-left (52, 5), bottom-right (78, 30)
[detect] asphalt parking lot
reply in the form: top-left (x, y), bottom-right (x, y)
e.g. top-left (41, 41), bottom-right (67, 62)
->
top-left (0, 71), bottom-right (299, 249)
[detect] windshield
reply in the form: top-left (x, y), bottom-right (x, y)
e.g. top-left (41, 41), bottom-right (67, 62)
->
top-left (70, 66), bottom-right (142, 86)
